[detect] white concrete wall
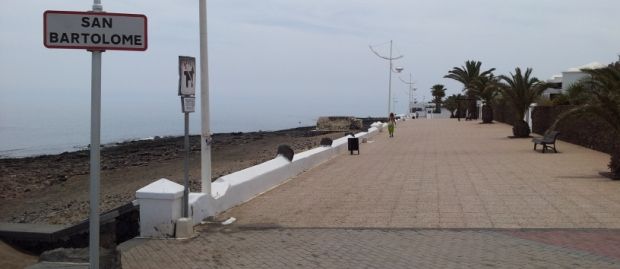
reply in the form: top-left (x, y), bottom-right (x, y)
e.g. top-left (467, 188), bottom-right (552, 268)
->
top-left (135, 178), bottom-right (184, 237)
top-left (542, 88), bottom-right (562, 99)
top-left (525, 103), bottom-right (537, 130)
top-left (561, 71), bottom-right (588, 93)
top-left (137, 124), bottom-right (385, 237)
top-left (189, 127), bottom-right (382, 223)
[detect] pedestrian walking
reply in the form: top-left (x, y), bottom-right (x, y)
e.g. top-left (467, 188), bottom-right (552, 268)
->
top-left (387, 113), bottom-right (396, 138)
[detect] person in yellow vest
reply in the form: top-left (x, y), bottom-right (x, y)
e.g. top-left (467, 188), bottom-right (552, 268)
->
top-left (388, 113), bottom-right (396, 138)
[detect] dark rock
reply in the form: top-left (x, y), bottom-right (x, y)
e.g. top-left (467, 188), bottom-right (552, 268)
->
top-left (40, 248), bottom-right (87, 263)
top-left (276, 145), bottom-right (294, 161)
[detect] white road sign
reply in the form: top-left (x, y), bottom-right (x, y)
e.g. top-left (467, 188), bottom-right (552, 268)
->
top-left (179, 56), bottom-right (196, 96)
top-left (182, 97), bottom-right (196, 113)
top-left (44, 10), bottom-right (147, 51)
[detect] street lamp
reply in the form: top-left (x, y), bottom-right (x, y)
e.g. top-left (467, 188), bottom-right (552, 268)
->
top-left (392, 97), bottom-right (399, 115)
top-left (370, 40), bottom-right (404, 115)
top-left (392, 66), bottom-right (404, 114)
top-left (199, 0), bottom-right (212, 196)
top-left (399, 73), bottom-right (415, 116)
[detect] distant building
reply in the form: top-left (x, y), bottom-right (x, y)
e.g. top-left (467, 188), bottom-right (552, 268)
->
top-left (543, 74), bottom-right (563, 99)
top-left (543, 62), bottom-right (606, 99)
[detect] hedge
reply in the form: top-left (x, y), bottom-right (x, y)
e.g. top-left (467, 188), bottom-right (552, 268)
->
top-left (531, 105), bottom-right (616, 154)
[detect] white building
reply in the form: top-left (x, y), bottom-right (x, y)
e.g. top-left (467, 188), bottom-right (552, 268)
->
top-left (542, 74), bottom-right (563, 99)
top-left (543, 62), bottom-right (606, 99)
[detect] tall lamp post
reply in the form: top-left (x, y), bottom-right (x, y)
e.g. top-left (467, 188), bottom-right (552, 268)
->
top-left (392, 97), bottom-right (398, 114)
top-left (399, 73), bottom-right (415, 116)
top-left (199, 0), bottom-right (212, 195)
top-left (370, 40), bottom-right (404, 115)
top-left (392, 66), bottom-right (404, 114)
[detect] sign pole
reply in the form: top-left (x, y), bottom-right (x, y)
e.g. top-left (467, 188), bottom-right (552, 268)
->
top-left (179, 56), bottom-right (196, 217)
top-left (44, 1), bottom-right (146, 267)
top-left (89, 49), bottom-right (101, 269)
top-left (183, 111), bottom-right (190, 217)
top-left (199, 0), bottom-right (212, 195)
top-left (89, 2), bottom-right (103, 269)
top-left (179, 96), bottom-right (195, 217)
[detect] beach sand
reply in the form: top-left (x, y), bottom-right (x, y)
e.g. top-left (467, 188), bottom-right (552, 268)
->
top-left (0, 240), bottom-right (38, 268)
top-left (0, 127), bottom-right (345, 225)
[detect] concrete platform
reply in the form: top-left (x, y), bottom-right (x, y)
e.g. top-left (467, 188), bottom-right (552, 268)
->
top-left (27, 262), bottom-right (89, 269)
top-left (120, 119), bottom-right (620, 268)
top-left (0, 223), bottom-right (66, 241)
top-left (219, 119), bottom-right (620, 229)
top-left (120, 227), bottom-right (620, 269)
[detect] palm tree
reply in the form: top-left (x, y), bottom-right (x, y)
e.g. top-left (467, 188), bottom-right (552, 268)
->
top-left (443, 94), bottom-right (459, 118)
top-left (470, 74), bottom-right (500, 123)
top-left (431, 84), bottom-right (447, 113)
top-left (550, 62), bottom-right (620, 178)
top-left (444, 60), bottom-right (495, 120)
top-left (498, 67), bottom-right (549, 137)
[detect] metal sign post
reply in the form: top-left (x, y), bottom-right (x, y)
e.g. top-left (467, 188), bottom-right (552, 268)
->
top-left (87, 4), bottom-right (103, 269)
top-left (44, 1), bottom-right (147, 268)
top-left (89, 44), bottom-right (102, 269)
top-left (179, 56), bottom-right (196, 217)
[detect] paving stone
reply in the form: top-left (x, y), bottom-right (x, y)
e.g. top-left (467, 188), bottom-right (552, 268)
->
top-left (121, 228), bottom-right (620, 269)
top-left (220, 120), bottom-right (620, 229)
top-left (121, 120), bottom-right (620, 268)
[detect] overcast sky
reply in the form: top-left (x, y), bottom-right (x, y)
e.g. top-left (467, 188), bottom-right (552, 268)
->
top-left (1, 0), bottom-right (620, 133)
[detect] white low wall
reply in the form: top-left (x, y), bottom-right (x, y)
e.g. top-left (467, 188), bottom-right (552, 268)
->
top-left (137, 124), bottom-right (385, 237)
top-left (135, 178), bottom-right (184, 237)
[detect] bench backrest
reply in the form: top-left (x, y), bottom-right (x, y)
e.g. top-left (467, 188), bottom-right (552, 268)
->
top-left (543, 131), bottom-right (560, 141)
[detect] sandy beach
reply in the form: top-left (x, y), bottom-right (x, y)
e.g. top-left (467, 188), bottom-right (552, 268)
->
top-left (0, 127), bottom-right (345, 225)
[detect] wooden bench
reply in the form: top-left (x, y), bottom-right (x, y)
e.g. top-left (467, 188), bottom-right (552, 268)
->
top-left (532, 131), bottom-right (560, 153)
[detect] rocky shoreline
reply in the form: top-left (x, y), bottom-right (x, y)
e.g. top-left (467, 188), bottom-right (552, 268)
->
top-left (0, 126), bottom-right (347, 225)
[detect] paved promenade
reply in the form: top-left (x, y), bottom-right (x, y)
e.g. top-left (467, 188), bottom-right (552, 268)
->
top-left (121, 119), bottom-right (620, 268)
top-left (221, 119), bottom-right (620, 229)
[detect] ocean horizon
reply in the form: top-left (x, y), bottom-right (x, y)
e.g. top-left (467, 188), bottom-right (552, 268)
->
top-left (0, 110), bottom-right (394, 158)
top-left (0, 115), bottom-right (318, 158)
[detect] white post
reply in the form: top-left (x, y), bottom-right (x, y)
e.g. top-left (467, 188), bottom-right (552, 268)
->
top-left (182, 112), bottom-right (189, 217)
top-left (199, 0), bottom-right (212, 195)
top-left (90, 1), bottom-right (103, 268)
top-left (408, 73), bottom-right (412, 115)
top-left (89, 51), bottom-right (101, 269)
top-left (387, 40), bottom-right (392, 115)
top-left (369, 41), bottom-right (402, 116)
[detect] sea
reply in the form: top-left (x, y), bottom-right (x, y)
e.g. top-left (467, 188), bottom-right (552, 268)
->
top-left (0, 107), bottom-right (321, 158)
top-left (0, 88), bottom-right (425, 159)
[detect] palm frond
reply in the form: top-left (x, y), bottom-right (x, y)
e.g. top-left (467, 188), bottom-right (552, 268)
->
top-left (548, 62), bottom-right (620, 134)
top-left (498, 67), bottom-right (548, 120)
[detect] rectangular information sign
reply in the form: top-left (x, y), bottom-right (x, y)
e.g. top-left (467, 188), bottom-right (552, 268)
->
top-left (182, 96), bottom-right (195, 113)
top-left (44, 10), bottom-right (147, 51)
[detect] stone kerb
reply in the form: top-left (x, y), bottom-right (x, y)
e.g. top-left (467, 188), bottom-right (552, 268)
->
top-left (291, 146), bottom-right (334, 174)
top-left (135, 178), bottom-right (184, 237)
top-left (192, 128), bottom-right (381, 219)
top-left (136, 124), bottom-right (385, 237)
top-left (199, 155), bottom-right (293, 219)
top-left (371, 122), bottom-right (385, 133)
